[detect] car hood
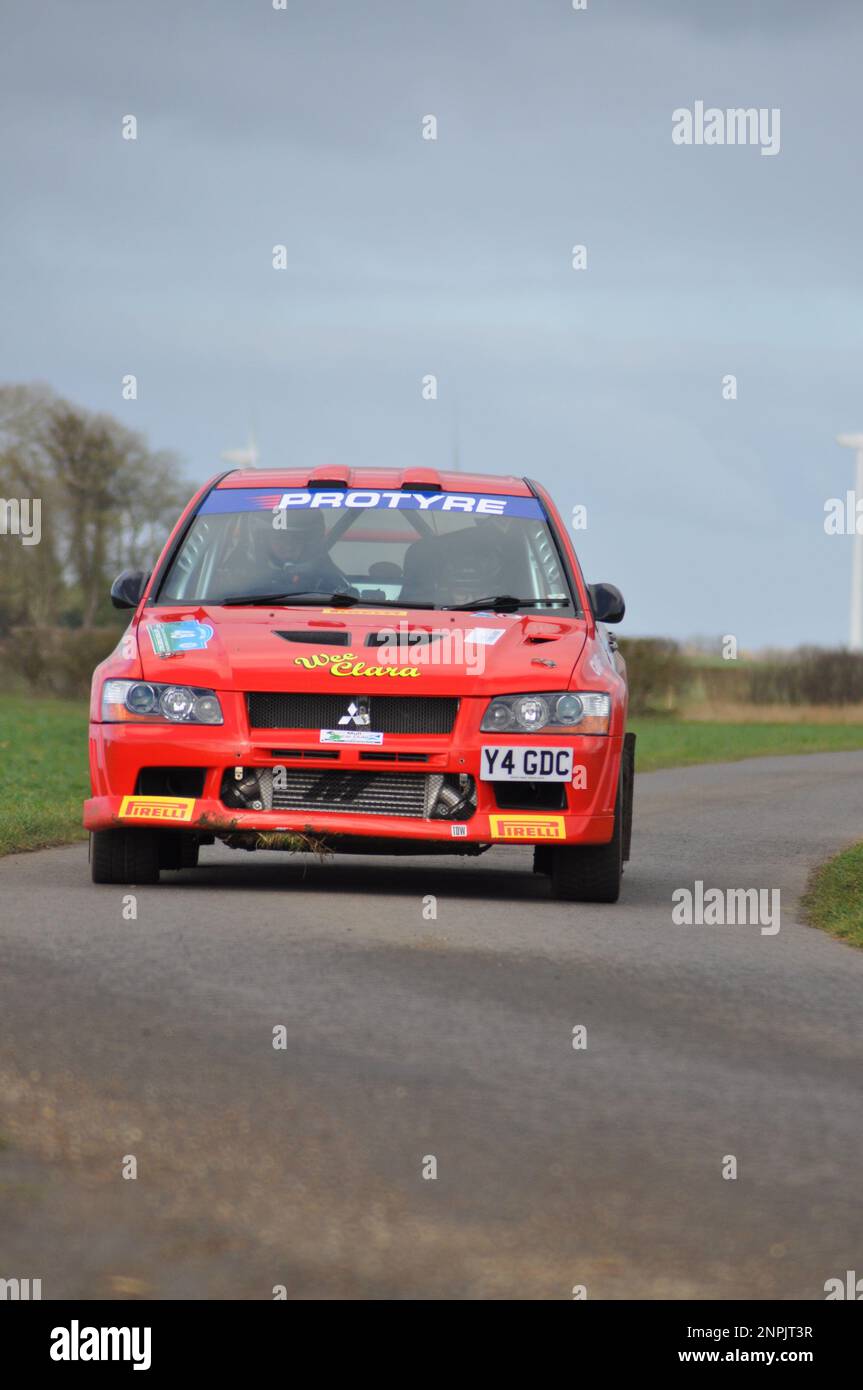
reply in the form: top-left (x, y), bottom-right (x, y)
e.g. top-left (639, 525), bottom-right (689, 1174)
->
top-left (137, 605), bottom-right (589, 696)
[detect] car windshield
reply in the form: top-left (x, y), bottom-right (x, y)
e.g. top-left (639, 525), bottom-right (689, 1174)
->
top-left (157, 487), bottom-right (576, 611)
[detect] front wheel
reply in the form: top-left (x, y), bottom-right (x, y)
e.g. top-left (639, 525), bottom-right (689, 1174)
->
top-left (158, 832), bottom-right (200, 871)
top-left (549, 771), bottom-right (624, 903)
top-left (90, 829), bottom-right (161, 885)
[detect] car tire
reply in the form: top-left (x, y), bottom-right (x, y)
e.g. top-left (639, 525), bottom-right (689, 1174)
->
top-left (158, 833), bottom-right (200, 871)
top-left (90, 829), bottom-right (161, 885)
top-left (550, 770), bottom-right (624, 903)
top-left (180, 837), bottom-right (199, 869)
top-left (533, 845), bottom-right (553, 875)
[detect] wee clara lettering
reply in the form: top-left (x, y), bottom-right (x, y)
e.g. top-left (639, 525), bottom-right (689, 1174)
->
top-left (294, 651), bottom-right (421, 678)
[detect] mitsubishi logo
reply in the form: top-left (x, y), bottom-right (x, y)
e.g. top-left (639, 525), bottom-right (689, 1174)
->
top-left (338, 699), bottom-right (371, 727)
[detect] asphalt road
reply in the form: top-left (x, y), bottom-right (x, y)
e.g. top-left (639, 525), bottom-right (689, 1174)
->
top-left (2, 752), bottom-right (862, 1300)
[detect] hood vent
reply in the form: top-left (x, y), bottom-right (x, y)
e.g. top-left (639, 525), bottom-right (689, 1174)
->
top-left (523, 620), bottom-right (573, 644)
top-left (274, 630), bottom-right (351, 646)
top-left (365, 629), bottom-right (443, 649)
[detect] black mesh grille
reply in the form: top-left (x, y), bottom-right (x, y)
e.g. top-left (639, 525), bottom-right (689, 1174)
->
top-left (246, 692), bottom-right (458, 734)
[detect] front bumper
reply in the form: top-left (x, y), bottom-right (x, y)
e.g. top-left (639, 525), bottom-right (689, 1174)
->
top-left (85, 697), bottom-right (621, 846)
top-left (83, 794), bottom-right (614, 844)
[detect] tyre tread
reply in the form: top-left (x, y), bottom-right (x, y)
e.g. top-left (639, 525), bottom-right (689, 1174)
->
top-left (90, 829), bottom-right (160, 885)
top-left (550, 765), bottom-right (624, 903)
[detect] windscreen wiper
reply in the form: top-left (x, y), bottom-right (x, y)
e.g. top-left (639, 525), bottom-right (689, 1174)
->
top-left (220, 591), bottom-right (359, 607)
top-left (442, 595), bottom-right (571, 613)
top-left (220, 591), bottom-right (436, 609)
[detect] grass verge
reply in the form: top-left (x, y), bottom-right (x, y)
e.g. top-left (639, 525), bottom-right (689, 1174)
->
top-left (801, 844), bottom-right (863, 949)
top-left (0, 695), bottom-right (89, 855)
top-left (2, 698), bottom-right (863, 855)
top-left (630, 718), bottom-right (863, 772)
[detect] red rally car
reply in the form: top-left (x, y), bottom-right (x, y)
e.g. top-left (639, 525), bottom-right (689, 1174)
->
top-left (85, 468), bottom-right (634, 901)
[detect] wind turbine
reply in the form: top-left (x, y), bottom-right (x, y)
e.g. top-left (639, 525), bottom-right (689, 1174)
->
top-left (222, 429), bottom-right (259, 469)
top-left (836, 433), bottom-right (863, 650)
top-left (451, 391), bottom-right (461, 473)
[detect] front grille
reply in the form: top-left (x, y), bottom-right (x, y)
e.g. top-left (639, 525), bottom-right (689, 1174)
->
top-left (247, 692), bottom-right (458, 734)
top-left (269, 748), bottom-right (340, 759)
top-left (267, 769), bottom-right (432, 818)
top-left (359, 751), bottom-right (429, 763)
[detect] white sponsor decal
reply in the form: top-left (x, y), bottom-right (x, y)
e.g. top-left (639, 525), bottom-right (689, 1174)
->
top-left (275, 490), bottom-right (512, 515)
top-left (320, 729), bottom-right (384, 745)
top-left (465, 628), bottom-right (506, 646)
top-left (450, 824), bottom-right (468, 837)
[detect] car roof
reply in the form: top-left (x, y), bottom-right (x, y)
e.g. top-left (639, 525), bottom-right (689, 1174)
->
top-left (214, 467), bottom-right (533, 497)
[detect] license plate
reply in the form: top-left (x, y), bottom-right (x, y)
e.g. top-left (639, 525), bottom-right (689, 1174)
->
top-left (480, 746), bottom-right (573, 782)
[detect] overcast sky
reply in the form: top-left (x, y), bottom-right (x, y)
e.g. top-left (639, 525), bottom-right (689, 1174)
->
top-left (2, 0), bottom-right (862, 646)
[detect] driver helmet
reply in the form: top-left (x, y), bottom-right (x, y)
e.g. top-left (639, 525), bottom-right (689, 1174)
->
top-left (263, 506), bottom-right (327, 569)
top-left (445, 526), bottom-right (505, 603)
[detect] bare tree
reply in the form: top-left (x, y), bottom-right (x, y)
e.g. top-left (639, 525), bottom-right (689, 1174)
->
top-left (0, 382), bottom-right (64, 629)
top-left (0, 382), bottom-right (187, 631)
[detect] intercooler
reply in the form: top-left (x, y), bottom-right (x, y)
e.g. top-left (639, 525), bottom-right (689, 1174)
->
top-left (256, 767), bottom-right (446, 818)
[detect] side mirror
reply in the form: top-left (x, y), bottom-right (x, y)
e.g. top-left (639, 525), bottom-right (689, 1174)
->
top-left (110, 569), bottom-right (151, 610)
top-left (589, 582), bottom-right (625, 624)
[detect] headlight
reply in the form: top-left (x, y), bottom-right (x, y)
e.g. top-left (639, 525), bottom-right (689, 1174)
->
top-left (480, 691), bottom-right (611, 734)
top-left (102, 679), bottom-right (224, 724)
top-left (511, 695), bottom-right (550, 729)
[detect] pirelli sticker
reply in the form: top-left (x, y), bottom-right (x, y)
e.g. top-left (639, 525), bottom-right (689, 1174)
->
top-left (119, 796), bottom-right (196, 823)
top-left (488, 814), bottom-right (566, 841)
